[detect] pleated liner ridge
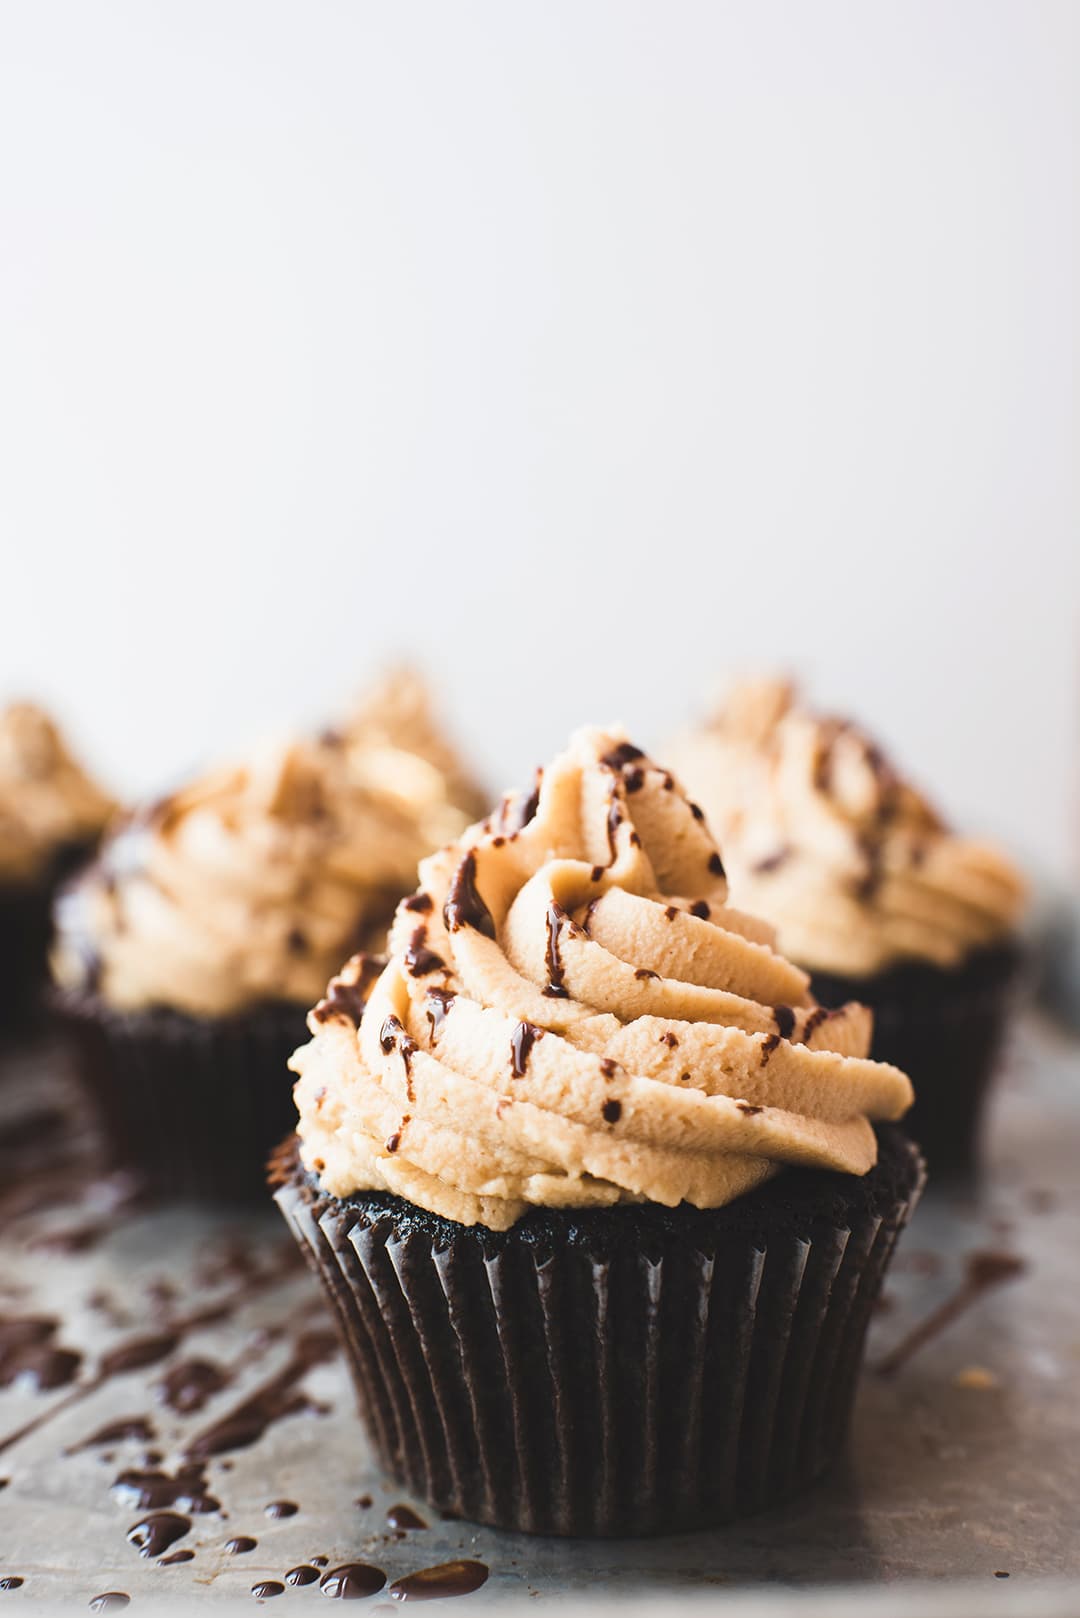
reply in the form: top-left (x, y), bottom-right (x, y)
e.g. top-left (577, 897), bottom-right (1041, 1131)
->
top-left (271, 1129), bottom-right (924, 1537)
top-left (56, 991), bottom-right (308, 1201)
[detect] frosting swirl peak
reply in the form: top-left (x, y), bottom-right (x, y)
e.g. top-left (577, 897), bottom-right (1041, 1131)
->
top-left (292, 727), bottom-right (913, 1230)
top-left (0, 703), bottom-right (115, 884)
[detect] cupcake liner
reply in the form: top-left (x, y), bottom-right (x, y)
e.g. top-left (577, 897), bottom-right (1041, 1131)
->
top-left (56, 992), bottom-right (307, 1201)
top-left (811, 938), bottom-right (1023, 1177)
top-left (271, 1128), bottom-right (924, 1537)
top-left (0, 842), bottom-right (98, 1036)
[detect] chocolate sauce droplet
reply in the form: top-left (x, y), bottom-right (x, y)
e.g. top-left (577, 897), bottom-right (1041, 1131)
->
top-left (310, 1556), bottom-right (329, 1569)
top-left (319, 1563), bottom-right (386, 1599)
top-left (0, 1579), bottom-right (24, 1593)
top-left (313, 956), bottom-right (386, 1028)
top-left (385, 1503), bottom-right (427, 1531)
top-left (402, 892), bottom-right (433, 914)
top-left (760, 1033), bottom-right (780, 1064)
top-left (88, 1594), bottom-right (129, 1611)
top-left (99, 1332), bottom-right (180, 1380)
top-left (160, 1550), bottom-right (194, 1565)
top-left (387, 1560), bottom-right (489, 1601)
top-left (73, 1416), bottom-right (156, 1451)
top-left (253, 1583), bottom-right (285, 1599)
top-left (264, 1500), bottom-right (298, 1519)
top-left (404, 927), bottom-right (445, 979)
top-left (510, 1021), bottom-right (542, 1077)
top-left (443, 850), bottom-right (495, 939)
top-left (286, 1566), bottom-right (320, 1587)
top-left (601, 1100), bottom-right (622, 1124)
top-left (226, 1537), bottom-right (257, 1554)
top-left (158, 1357), bottom-right (230, 1415)
top-left (601, 742), bottom-right (645, 771)
top-left (126, 1512), bottom-right (190, 1558)
top-left (689, 899), bottom-right (710, 920)
top-left (112, 1462), bottom-right (218, 1514)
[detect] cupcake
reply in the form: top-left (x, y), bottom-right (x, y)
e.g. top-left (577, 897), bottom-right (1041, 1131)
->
top-left (667, 678), bottom-right (1027, 1174)
top-left (272, 727), bottom-right (921, 1536)
top-left (53, 673), bottom-right (483, 1200)
top-left (0, 702), bottom-right (115, 1030)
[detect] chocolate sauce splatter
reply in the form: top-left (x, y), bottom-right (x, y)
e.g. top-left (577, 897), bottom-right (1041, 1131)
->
top-left (252, 1583), bottom-right (284, 1599)
top-left (264, 1500), bottom-right (298, 1519)
top-left (0, 1316), bottom-right (82, 1391)
top-left (226, 1536), bottom-right (257, 1554)
top-left (502, 772), bottom-right (542, 834)
top-left (319, 1564), bottom-right (386, 1598)
top-left (605, 798), bottom-right (623, 863)
top-left (285, 1566), bottom-right (320, 1586)
top-left (71, 1416), bottom-right (156, 1451)
top-left (602, 1100), bottom-right (622, 1124)
top-left (443, 851), bottom-right (495, 939)
top-left (99, 1332), bottom-right (182, 1380)
top-left (510, 1021), bottom-right (542, 1077)
top-left (404, 927), bottom-right (445, 979)
top-left (185, 1331), bottom-right (337, 1459)
top-left (425, 988), bottom-right (454, 1039)
top-left (160, 1550), bottom-right (194, 1565)
top-left (126, 1511), bottom-right (191, 1558)
top-left (659, 1031), bottom-right (678, 1048)
top-left (877, 1250), bottom-right (1028, 1377)
top-left (388, 1560), bottom-right (489, 1601)
top-left (157, 1356), bottom-right (231, 1415)
top-left (88, 1595), bottom-right (129, 1611)
top-left (0, 1579), bottom-right (24, 1593)
top-left (663, 905), bottom-right (678, 921)
top-left (310, 1556), bottom-right (329, 1568)
top-left (385, 1503), bottom-right (427, 1530)
top-left (737, 1101), bottom-right (764, 1116)
top-left (113, 1462), bottom-right (219, 1513)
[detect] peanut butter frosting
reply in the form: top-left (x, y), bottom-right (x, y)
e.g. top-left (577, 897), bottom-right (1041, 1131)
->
top-left (0, 703), bottom-right (115, 885)
top-left (292, 726), bottom-right (913, 1231)
top-left (666, 678), bottom-right (1026, 977)
top-left (52, 673), bottom-right (482, 1018)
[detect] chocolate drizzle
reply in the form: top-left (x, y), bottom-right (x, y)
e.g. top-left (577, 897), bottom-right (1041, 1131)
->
top-left (0, 1316), bottom-right (82, 1391)
top-left (385, 1503), bottom-right (427, 1530)
top-left (689, 899), bottom-right (710, 920)
top-left (379, 1015), bottom-right (417, 1076)
top-left (424, 988), bottom-right (455, 1039)
top-left (404, 927), bottom-right (445, 979)
top-left (72, 1416), bottom-right (156, 1451)
top-left (877, 1250), bottom-right (1027, 1377)
top-left (543, 904), bottom-right (570, 999)
top-left (112, 1462), bottom-right (219, 1514)
top-left (312, 956), bottom-right (386, 1028)
top-left (157, 1357), bottom-right (230, 1415)
top-left (402, 892), bottom-right (433, 914)
top-left (600, 742), bottom-right (645, 771)
top-left (601, 1100), bottom-right (622, 1125)
top-left (510, 1021), bottom-right (543, 1077)
top-left (443, 850), bottom-right (495, 938)
top-left (760, 1033), bottom-right (780, 1065)
top-left (773, 1005), bottom-right (795, 1041)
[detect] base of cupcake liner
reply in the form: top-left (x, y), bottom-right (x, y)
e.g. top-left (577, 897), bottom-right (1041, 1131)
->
top-left (811, 939), bottom-right (1023, 1179)
top-left (271, 1128), bottom-right (924, 1537)
top-left (0, 841), bottom-right (98, 1038)
top-left (55, 992), bottom-right (308, 1202)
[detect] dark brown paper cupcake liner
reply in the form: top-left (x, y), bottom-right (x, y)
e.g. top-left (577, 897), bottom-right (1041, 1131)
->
top-left (56, 991), bottom-right (307, 1201)
top-left (271, 1128), bottom-right (924, 1537)
top-left (811, 938), bottom-right (1023, 1177)
top-left (0, 840), bottom-right (99, 1036)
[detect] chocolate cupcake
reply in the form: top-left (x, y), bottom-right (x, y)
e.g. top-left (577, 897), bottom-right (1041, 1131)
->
top-left (273, 727), bottom-right (921, 1536)
top-left (53, 673), bottom-right (483, 1200)
top-left (667, 679), bottom-right (1027, 1174)
top-left (0, 702), bottom-right (115, 1031)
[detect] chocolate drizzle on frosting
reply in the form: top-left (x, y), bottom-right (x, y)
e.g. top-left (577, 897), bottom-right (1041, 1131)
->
top-left (443, 851), bottom-right (496, 939)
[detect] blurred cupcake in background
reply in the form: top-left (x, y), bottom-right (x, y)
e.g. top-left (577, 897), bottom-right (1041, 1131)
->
top-left (667, 677), bottom-right (1027, 1174)
top-left (52, 671), bottom-right (484, 1200)
top-left (0, 701), bottom-right (115, 1031)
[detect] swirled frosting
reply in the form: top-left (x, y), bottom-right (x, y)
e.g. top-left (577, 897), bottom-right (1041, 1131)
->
top-left (0, 703), bottom-right (115, 885)
top-left (52, 673), bottom-right (483, 1017)
top-left (666, 679), bottom-right (1027, 977)
top-left (292, 726), bottom-right (913, 1231)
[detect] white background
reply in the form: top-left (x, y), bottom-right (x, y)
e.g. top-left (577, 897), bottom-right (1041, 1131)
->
top-left (1, 1), bottom-right (1076, 869)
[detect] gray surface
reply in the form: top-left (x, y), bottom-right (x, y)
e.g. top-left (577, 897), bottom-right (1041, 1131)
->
top-left (1, 1010), bottom-right (1079, 1611)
